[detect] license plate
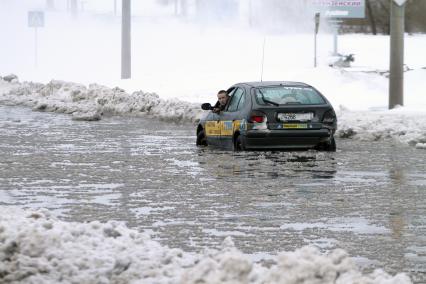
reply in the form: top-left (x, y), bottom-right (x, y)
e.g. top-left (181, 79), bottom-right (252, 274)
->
top-left (283, 123), bottom-right (308, 129)
top-left (278, 112), bottom-right (313, 121)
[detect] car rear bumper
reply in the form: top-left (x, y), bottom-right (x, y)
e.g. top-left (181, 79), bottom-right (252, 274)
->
top-left (244, 129), bottom-right (332, 149)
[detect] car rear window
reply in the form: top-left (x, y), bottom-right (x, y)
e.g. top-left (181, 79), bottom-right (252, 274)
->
top-left (255, 86), bottom-right (326, 105)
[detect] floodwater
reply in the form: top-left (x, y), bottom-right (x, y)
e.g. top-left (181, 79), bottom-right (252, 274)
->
top-left (0, 105), bottom-right (425, 282)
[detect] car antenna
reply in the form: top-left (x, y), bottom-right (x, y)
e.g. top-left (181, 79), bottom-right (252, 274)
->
top-left (260, 37), bottom-right (266, 82)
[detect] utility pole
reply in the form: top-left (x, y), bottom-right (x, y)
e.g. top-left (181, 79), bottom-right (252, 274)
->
top-left (389, 0), bottom-right (406, 109)
top-left (121, 0), bottom-right (131, 79)
top-left (314, 13), bottom-right (320, 68)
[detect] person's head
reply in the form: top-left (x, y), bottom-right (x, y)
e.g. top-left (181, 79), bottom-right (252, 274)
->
top-left (217, 90), bottom-right (228, 106)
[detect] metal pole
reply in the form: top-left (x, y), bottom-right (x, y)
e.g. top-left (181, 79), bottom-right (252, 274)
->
top-left (333, 22), bottom-right (339, 56)
top-left (333, 27), bottom-right (338, 55)
top-left (248, 0), bottom-right (252, 27)
top-left (314, 13), bottom-right (320, 68)
top-left (114, 0), bottom-right (117, 16)
top-left (35, 27), bottom-right (38, 68)
top-left (121, 0), bottom-right (131, 79)
top-left (260, 37), bottom-right (266, 81)
top-left (389, 1), bottom-right (405, 109)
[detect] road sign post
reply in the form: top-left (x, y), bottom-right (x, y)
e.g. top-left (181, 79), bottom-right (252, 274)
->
top-left (389, 0), bottom-right (407, 109)
top-left (35, 27), bottom-right (38, 68)
top-left (28, 11), bottom-right (44, 68)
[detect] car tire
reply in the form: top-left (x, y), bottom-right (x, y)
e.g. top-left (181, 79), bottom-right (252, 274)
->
top-left (234, 135), bottom-right (245, 151)
top-left (196, 130), bottom-right (208, 146)
top-left (323, 136), bottom-right (336, 152)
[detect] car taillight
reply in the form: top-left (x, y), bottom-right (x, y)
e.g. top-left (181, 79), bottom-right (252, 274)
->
top-left (250, 115), bottom-right (265, 123)
top-left (322, 110), bottom-right (336, 124)
top-left (249, 111), bottom-right (268, 130)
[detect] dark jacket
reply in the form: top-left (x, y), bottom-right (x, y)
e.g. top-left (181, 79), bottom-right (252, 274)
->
top-left (213, 101), bottom-right (226, 112)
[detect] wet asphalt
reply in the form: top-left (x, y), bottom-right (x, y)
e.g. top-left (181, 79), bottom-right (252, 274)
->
top-left (0, 105), bottom-right (425, 282)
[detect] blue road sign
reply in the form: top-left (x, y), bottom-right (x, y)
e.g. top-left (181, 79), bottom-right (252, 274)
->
top-left (28, 11), bottom-right (44, 28)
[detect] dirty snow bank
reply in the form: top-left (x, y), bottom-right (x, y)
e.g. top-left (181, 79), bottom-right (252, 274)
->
top-left (0, 207), bottom-right (411, 284)
top-left (1, 77), bottom-right (425, 148)
top-left (336, 106), bottom-right (426, 148)
top-left (0, 77), bottom-right (202, 123)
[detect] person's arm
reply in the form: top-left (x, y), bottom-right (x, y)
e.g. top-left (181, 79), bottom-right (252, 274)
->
top-left (212, 101), bottom-right (220, 113)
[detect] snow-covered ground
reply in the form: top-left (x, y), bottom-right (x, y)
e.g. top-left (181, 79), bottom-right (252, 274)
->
top-left (0, 207), bottom-right (411, 283)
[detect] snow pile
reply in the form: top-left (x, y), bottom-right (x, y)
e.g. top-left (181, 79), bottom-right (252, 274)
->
top-left (1, 76), bottom-right (425, 148)
top-left (0, 207), bottom-right (195, 283)
top-left (0, 207), bottom-right (412, 284)
top-left (182, 241), bottom-right (410, 284)
top-left (336, 106), bottom-right (426, 148)
top-left (0, 77), bottom-right (203, 123)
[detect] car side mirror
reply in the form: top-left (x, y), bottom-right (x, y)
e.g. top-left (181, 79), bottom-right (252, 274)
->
top-left (201, 103), bottom-right (213, 110)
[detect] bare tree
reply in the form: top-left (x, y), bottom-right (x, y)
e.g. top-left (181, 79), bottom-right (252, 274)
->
top-left (405, 0), bottom-right (426, 33)
top-left (366, 0), bottom-right (377, 35)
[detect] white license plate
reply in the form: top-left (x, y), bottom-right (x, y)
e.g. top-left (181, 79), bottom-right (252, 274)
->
top-left (278, 112), bottom-right (313, 121)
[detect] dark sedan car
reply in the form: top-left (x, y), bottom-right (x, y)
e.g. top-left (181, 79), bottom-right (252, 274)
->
top-left (196, 81), bottom-right (337, 151)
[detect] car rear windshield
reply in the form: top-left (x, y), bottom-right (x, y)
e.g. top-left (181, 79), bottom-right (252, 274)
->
top-left (255, 86), bottom-right (326, 105)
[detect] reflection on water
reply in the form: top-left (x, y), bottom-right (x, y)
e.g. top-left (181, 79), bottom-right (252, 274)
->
top-left (195, 149), bottom-right (337, 182)
top-left (1, 106), bottom-right (426, 282)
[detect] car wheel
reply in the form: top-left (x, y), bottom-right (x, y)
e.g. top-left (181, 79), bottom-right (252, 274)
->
top-left (234, 135), bottom-right (245, 151)
top-left (323, 136), bottom-right (336, 152)
top-left (196, 130), bottom-right (208, 146)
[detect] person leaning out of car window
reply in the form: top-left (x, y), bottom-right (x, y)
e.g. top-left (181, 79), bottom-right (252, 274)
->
top-left (212, 90), bottom-right (229, 113)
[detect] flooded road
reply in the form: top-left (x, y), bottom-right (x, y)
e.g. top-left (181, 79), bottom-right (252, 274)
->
top-left (0, 105), bottom-right (425, 282)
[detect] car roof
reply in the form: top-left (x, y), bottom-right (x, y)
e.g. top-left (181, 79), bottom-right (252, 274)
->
top-left (237, 81), bottom-right (311, 88)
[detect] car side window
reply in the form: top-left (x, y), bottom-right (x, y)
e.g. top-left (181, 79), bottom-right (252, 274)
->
top-left (227, 88), bottom-right (236, 97)
top-left (227, 88), bottom-right (244, 112)
top-left (236, 92), bottom-right (246, 111)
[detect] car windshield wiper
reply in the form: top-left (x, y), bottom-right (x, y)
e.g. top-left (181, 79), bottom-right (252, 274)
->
top-left (257, 89), bottom-right (279, 106)
top-left (284, 101), bottom-right (302, 105)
